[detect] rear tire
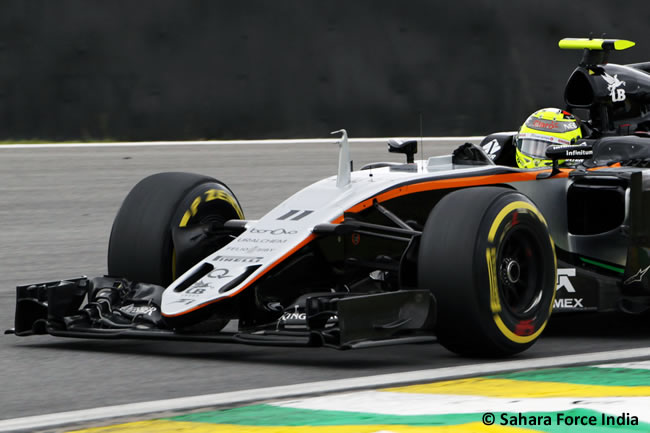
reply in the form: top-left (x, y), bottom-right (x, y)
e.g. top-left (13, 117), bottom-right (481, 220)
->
top-left (107, 172), bottom-right (244, 287)
top-left (418, 187), bottom-right (556, 357)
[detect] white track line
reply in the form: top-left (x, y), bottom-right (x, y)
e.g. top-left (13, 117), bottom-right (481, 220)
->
top-left (1, 347), bottom-right (649, 432)
top-left (0, 136), bottom-right (486, 150)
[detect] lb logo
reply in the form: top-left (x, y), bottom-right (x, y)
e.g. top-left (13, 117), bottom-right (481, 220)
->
top-left (602, 72), bottom-right (626, 102)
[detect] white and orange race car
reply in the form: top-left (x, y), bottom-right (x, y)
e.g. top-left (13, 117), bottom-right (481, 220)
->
top-left (8, 38), bottom-right (650, 357)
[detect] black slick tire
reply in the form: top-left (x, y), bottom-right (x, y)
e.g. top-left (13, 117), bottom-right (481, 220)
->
top-left (418, 187), bottom-right (556, 357)
top-left (107, 172), bottom-right (244, 287)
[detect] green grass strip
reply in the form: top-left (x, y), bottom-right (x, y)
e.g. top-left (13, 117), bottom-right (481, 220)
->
top-left (169, 404), bottom-right (481, 426)
top-left (487, 366), bottom-right (650, 387)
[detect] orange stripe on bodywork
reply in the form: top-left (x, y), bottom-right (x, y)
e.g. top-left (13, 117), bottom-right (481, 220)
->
top-left (342, 169), bottom-right (570, 215)
top-left (166, 167), bottom-right (573, 317)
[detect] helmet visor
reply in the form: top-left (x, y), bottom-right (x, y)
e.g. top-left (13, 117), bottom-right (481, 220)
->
top-left (516, 137), bottom-right (554, 159)
top-left (516, 132), bottom-right (571, 159)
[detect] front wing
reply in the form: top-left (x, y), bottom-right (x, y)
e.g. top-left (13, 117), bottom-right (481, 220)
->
top-left (6, 276), bottom-right (437, 350)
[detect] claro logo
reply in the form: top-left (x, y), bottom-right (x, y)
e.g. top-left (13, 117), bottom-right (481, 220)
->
top-left (532, 120), bottom-right (560, 130)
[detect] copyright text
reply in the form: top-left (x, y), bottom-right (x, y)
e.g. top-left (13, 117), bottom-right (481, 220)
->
top-left (481, 412), bottom-right (638, 427)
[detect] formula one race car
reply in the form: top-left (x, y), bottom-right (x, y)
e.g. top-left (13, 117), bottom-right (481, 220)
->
top-left (7, 38), bottom-right (650, 357)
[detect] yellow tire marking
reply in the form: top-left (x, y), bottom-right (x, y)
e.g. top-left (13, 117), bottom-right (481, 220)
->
top-left (485, 200), bottom-right (552, 344)
top-left (205, 188), bottom-right (219, 201)
top-left (385, 377), bottom-right (650, 398)
top-left (68, 420), bottom-right (534, 433)
top-left (179, 211), bottom-right (191, 228)
top-left (487, 201), bottom-right (547, 243)
top-left (190, 196), bottom-right (201, 217)
top-left (549, 235), bottom-right (557, 314)
top-left (204, 189), bottom-right (245, 219)
top-left (486, 247), bottom-right (500, 313)
top-left (179, 190), bottom-right (244, 229)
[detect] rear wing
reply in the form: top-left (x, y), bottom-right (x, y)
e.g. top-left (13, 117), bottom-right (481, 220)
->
top-left (559, 37), bottom-right (636, 66)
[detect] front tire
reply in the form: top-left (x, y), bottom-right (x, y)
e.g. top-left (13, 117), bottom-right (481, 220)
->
top-left (418, 187), bottom-right (556, 357)
top-left (107, 172), bottom-right (244, 287)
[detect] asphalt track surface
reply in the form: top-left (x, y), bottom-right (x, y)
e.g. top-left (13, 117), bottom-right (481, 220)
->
top-left (1, 140), bottom-right (649, 421)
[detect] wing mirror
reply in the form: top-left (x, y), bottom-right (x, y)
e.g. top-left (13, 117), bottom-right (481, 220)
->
top-left (388, 139), bottom-right (418, 163)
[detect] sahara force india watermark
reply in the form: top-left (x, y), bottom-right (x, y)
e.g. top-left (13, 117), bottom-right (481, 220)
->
top-left (482, 412), bottom-right (639, 427)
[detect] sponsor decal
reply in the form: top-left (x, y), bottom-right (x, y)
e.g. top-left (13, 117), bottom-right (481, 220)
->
top-left (278, 305), bottom-right (339, 323)
top-left (214, 255), bottom-right (263, 263)
top-left (176, 282), bottom-right (211, 297)
top-left (250, 228), bottom-right (298, 235)
top-left (207, 268), bottom-right (233, 279)
top-left (185, 287), bottom-right (206, 295)
top-left (482, 139), bottom-right (501, 159)
top-left (532, 119), bottom-right (560, 130)
top-left (226, 245), bottom-right (275, 254)
top-left (565, 149), bottom-right (593, 157)
top-left (280, 311), bottom-right (306, 321)
top-left (120, 304), bottom-right (157, 316)
top-left (351, 233), bottom-right (361, 246)
top-left (556, 268), bottom-right (576, 293)
top-left (554, 268), bottom-right (598, 309)
top-left (624, 265), bottom-right (650, 285)
top-left (554, 298), bottom-right (584, 308)
top-left (548, 144), bottom-right (592, 158)
top-left (239, 237), bottom-right (287, 244)
top-left (280, 305), bottom-right (306, 322)
top-left (525, 118), bottom-right (577, 133)
top-left (519, 132), bottom-right (571, 146)
top-left (602, 72), bottom-right (626, 102)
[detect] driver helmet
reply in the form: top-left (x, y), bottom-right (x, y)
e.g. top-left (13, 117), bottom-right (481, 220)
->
top-left (515, 108), bottom-right (582, 168)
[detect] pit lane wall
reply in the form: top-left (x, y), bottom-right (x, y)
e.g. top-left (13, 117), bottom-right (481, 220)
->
top-left (67, 360), bottom-right (650, 432)
top-left (2, 1), bottom-right (649, 141)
